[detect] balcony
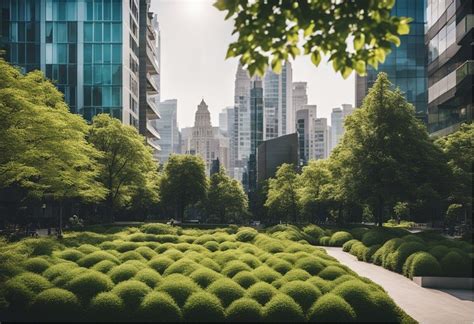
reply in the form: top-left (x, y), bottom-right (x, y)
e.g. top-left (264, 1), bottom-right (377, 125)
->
top-left (428, 61), bottom-right (473, 104)
top-left (147, 96), bottom-right (161, 120)
top-left (146, 120), bottom-right (161, 141)
top-left (456, 60), bottom-right (473, 84)
top-left (456, 14), bottom-right (473, 44)
top-left (147, 137), bottom-right (161, 151)
top-left (146, 72), bottom-right (159, 94)
top-left (146, 38), bottom-right (159, 75)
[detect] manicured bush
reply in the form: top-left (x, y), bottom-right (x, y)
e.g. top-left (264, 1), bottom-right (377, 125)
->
top-left (332, 279), bottom-right (377, 321)
top-left (318, 265), bottom-right (347, 280)
top-left (220, 241), bottom-right (238, 251)
top-left (271, 278), bottom-right (288, 289)
top-left (134, 246), bottom-right (157, 260)
top-left (120, 250), bottom-right (147, 263)
top-left (361, 229), bottom-right (392, 246)
top-left (108, 264), bottom-right (140, 283)
top-left (269, 259), bottom-right (292, 275)
top-left (232, 271), bottom-right (258, 289)
top-left (302, 224), bottom-right (325, 241)
top-left (372, 238), bottom-right (403, 266)
top-left (66, 270), bottom-right (114, 301)
top-left (91, 260), bottom-right (117, 273)
top-left (111, 280), bottom-right (151, 309)
top-left (182, 292), bottom-right (225, 322)
top-left (222, 260), bottom-right (252, 278)
top-left (440, 251), bottom-right (471, 277)
top-left (363, 244), bottom-right (381, 262)
top-left (428, 245), bottom-right (450, 260)
top-left (273, 252), bottom-right (297, 264)
top-left (194, 234), bottom-right (215, 245)
top-left (162, 248), bottom-right (184, 260)
top-left (27, 238), bottom-right (59, 256)
top-left (148, 256), bottom-right (174, 274)
top-left (23, 257), bottom-right (50, 274)
top-left (207, 278), bottom-right (246, 307)
top-left (329, 231), bottom-right (353, 247)
top-left (342, 239), bottom-right (359, 252)
top-left (236, 228), bottom-right (258, 242)
top-left (349, 242), bottom-right (368, 261)
top-left (279, 280), bottom-right (322, 312)
top-left (3, 280), bottom-right (36, 310)
top-left (77, 251), bottom-right (120, 268)
top-left (200, 257), bottom-right (222, 272)
top-left (203, 241), bottom-right (220, 252)
top-left (156, 274), bottom-right (200, 307)
top-left (350, 227), bottom-right (369, 240)
top-left (239, 254), bottom-right (262, 269)
top-left (89, 292), bottom-right (124, 321)
top-left (134, 268), bottom-right (162, 288)
top-left (57, 249), bottom-right (85, 262)
top-left (318, 236), bottom-right (331, 246)
top-left (306, 277), bottom-right (334, 294)
top-left (163, 258), bottom-right (200, 276)
top-left (141, 223), bottom-right (176, 235)
top-left (369, 291), bottom-right (403, 322)
top-left (294, 257), bottom-right (324, 275)
top-left (283, 269), bottom-right (311, 282)
top-left (138, 292), bottom-right (182, 322)
top-left (8, 272), bottom-right (52, 293)
top-left (405, 252), bottom-right (441, 278)
top-left (98, 241), bottom-right (118, 250)
top-left (77, 244), bottom-right (100, 254)
top-left (262, 293), bottom-right (305, 322)
top-left (30, 288), bottom-right (81, 321)
top-left (401, 235), bottom-right (424, 243)
top-left (246, 282), bottom-right (277, 305)
top-left (190, 268), bottom-right (222, 288)
top-left (42, 262), bottom-right (78, 281)
top-left (116, 242), bottom-right (141, 253)
top-left (226, 297), bottom-right (263, 322)
top-left (386, 242), bottom-right (425, 273)
top-left (252, 265), bottom-right (282, 283)
top-left (307, 293), bottom-right (356, 322)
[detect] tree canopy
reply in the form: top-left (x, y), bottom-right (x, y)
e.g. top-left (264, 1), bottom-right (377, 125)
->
top-left (214, 0), bottom-right (411, 77)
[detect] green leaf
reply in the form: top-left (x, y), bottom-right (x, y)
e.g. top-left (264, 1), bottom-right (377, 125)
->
top-left (213, 0), bottom-right (226, 11)
top-left (397, 21), bottom-right (410, 35)
top-left (353, 34), bottom-right (365, 51)
top-left (304, 23), bottom-right (314, 37)
top-left (354, 60), bottom-right (366, 75)
top-left (225, 47), bottom-right (236, 59)
top-left (386, 34), bottom-right (401, 47)
top-left (374, 48), bottom-right (386, 63)
top-left (271, 58), bottom-right (282, 74)
top-left (310, 51), bottom-right (321, 67)
top-left (341, 66), bottom-right (353, 79)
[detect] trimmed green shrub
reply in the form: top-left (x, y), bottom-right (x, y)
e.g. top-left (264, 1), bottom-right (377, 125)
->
top-left (116, 242), bottom-right (141, 253)
top-left (194, 234), bottom-right (215, 245)
top-left (57, 249), bottom-right (85, 262)
top-left (361, 229), bottom-right (392, 246)
top-left (342, 239), bottom-right (359, 252)
top-left (3, 280), bottom-right (36, 310)
top-left (271, 278), bottom-right (288, 289)
top-left (77, 244), bottom-right (100, 254)
top-left (386, 242), bottom-right (425, 273)
top-left (182, 292), bottom-right (225, 322)
top-left (302, 225), bottom-right (325, 242)
top-left (318, 236), bottom-right (331, 246)
top-left (402, 235), bottom-right (424, 243)
top-left (283, 269), bottom-right (311, 282)
top-left (23, 257), bottom-right (50, 274)
top-left (349, 242), bottom-right (368, 261)
top-left (89, 292), bottom-right (124, 322)
top-left (236, 228), bottom-right (258, 242)
top-left (294, 257), bottom-right (324, 275)
top-left (307, 293), bottom-right (356, 322)
top-left (148, 256), bottom-right (174, 274)
top-left (163, 258), bottom-right (200, 276)
top-left (226, 297), bottom-right (263, 322)
top-left (232, 271), bottom-right (258, 289)
top-left (98, 241), bottom-right (118, 250)
top-left (8, 272), bottom-right (52, 293)
top-left (329, 231), bottom-right (353, 247)
top-left (123, 260), bottom-right (147, 270)
top-left (42, 262), bottom-right (78, 281)
top-left (203, 241), bottom-right (220, 252)
top-left (429, 245), bottom-right (450, 260)
top-left (239, 254), bottom-right (262, 269)
top-left (440, 252), bottom-right (470, 277)
top-left (372, 238), bottom-right (403, 266)
top-left (369, 291), bottom-right (404, 322)
top-left (252, 265), bottom-right (282, 283)
top-left (120, 251), bottom-right (147, 263)
top-left (190, 268), bottom-right (222, 288)
top-left (77, 251), bottom-right (120, 268)
top-left (207, 278), bottom-right (246, 307)
top-left (262, 294), bottom-right (305, 322)
top-left (332, 280), bottom-right (377, 321)
top-left (350, 227), bottom-right (369, 240)
top-left (156, 274), bottom-right (200, 307)
top-left (246, 282), bottom-right (277, 305)
top-left (273, 253), bottom-right (297, 264)
top-left (91, 260), bottom-right (117, 273)
top-left (27, 239), bottom-right (59, 256)
top-left (111, 280), bottom-right (151, 309)
top-left (220, 241), bottom-right (238, 251)
top-left (138, 292), bottom-right (182, 322)
top-left (134, 268), bottom-right (162, 288)
top-left (279, 280), bottom-right (322, 312)
top-left (269, 259), bottom-right (292, 275)
top-left (318, 266), bottom-right (347, 280)
top-left (222, 260), bottom-right (252, 278)
top-left (214, 251), bottom-right (240, 266)
top-left (108, 264), bottom-right (140, 283)
top-left (363, 244), bottom-right (381, 262)
top-left (405, 252), bottom-right (441, 278)
top-left (200, 257), bottom-right (222, 272)
top-left (162, 248), bottom-right (184, 260)
top-left (134, 246), bottom-right (157, 260)
top-left (141, 223), bottom-right (176, 235)
top-left (66, 270), bottom-right (114, 301)
top-left (30, 288), bottom-right (81, 321)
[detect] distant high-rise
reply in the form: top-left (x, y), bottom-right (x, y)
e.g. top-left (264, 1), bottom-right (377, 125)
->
top-left (292, 82), bottom-right (308, 113)
top-left (313, 118), bottom-right (330, 160)
top-left (330, 104), bottom-right (354, 152)
top-left (219, 107), bottom-right (236, 177)
top-left (248, 79), bottom-right (264, 192)
top-left (263, 61), bottom-right (293, 139)
top-left (156, 99), bottom-right (179, 164)
top-left (296, 105), bottom-right (317, 165)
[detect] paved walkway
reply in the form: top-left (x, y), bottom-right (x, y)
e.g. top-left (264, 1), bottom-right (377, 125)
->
top-left (323, 247), bottom-right (474, 324)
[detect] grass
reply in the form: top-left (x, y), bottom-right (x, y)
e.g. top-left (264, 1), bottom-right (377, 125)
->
top-left (0, 223), bottom-right (416, 322)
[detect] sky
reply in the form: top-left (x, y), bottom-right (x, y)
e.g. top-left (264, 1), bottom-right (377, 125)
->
top-left (151, 0), bottom-right (355, 129)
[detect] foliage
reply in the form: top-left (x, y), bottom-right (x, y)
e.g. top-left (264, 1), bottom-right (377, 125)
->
top-left (405, 252), bottom-right (441, 278)
top-left (307, 293), bottom-right (356, 322)
top-left (226, 297), bottom-right (263, 322)
top-left (30, 288), bottom-right (81, 321)
top-left (156, 274), bottom-right (200, 307)
top-left (279, 280), bottom-right (321, 312)
top-left (65, 270), bottom-right (114, 301)
top-left (232, 271), bottom-right (258, 289)
top-left (236, 228), bottom-right (258, 242)
top-left (393, 202), bottom-right (410, 220)
top-left (214, 0), bottom-right (410, 78)
top-left (89, 292), bottom-right (124, 322)
top-left (190, 268), bottom-right (222, 288)
top-left (111, 280), bottom-right (151, 309)
top-left (182, 292), bottom-right (225, 322)
top-left (329, 231), bottom-right (353, 247)
top-left (262, 294), bottom-right (305, 322)
top-left (138, 292), bottom-right (182, 322)
top-left (246, 282), bottom-right (277, 305)
top-left (207, 278), bottom-right (245, 307)
top-left (22, 257), bottom-right (50, 273)
top-left (265, 164), bottom-right (300, 223)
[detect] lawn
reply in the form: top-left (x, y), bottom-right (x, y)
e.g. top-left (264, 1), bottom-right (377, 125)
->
top-left (0, 223), bottom-right (415, 322)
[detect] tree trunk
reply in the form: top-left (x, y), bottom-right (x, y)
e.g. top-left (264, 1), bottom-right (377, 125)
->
top-left (58, 201), bottom-right (63, 238)
top-left (377, 198), bottom-right (384, 227)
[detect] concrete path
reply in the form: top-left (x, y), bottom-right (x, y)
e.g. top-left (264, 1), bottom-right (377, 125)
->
top-left (323, 247), bottom-right (474, 324)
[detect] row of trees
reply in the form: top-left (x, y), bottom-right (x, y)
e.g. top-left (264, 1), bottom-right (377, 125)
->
top-left (264, 73), bottom-right (472, 228)
top-left (0, 59), bottom-right (248, 227)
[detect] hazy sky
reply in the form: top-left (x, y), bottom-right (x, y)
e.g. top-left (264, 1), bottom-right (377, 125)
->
top-left (151, 0), bottom-right (355, 129)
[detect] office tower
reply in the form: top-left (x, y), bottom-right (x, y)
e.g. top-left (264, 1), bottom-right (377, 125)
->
top-left (426, 0), bottom-right (473, 135)
top-left (313, 118), bottom-right (330, 160)
top-left (0, 0), bottom-right (160, 150)
top-left (355, 0), bottom-right (427, 121)
top-left (263, 61), bottom-right (293, 139)
top-left (296, 104), bottom-right (317, 165)
top-left (248, 79), bottom-right (264, 192)
top-left (292, 82), bottom-right (308, 113)
top-left (219, 107), bottom-right (231, 134)
top-left (156, 99), bottom-right (179, 164)
top-left (218, 107), bottom-right (235, 177)
top-left (180, 126), bottom-right (193, 154)
top-left (330, 104), bottom-right (354, 152)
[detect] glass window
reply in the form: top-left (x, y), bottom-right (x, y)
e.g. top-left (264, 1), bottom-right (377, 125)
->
top-left (66, 1), bottom-right (76, 21)
top-left (68, 66), bottom-right (77, 85)
top-left (84, 23), bottom-right (93, 42)
top-left (446, 20), bottom-right (456, 47)
top-left (94, 44), bottom-right (102, 63)
top-left (103, 87), bottom-right (112, 106)
top-left (18, 22), bottom-right (25, 42)
top-left (112, 64), bottom-right (121, 84)
top-left (104, 0), bottom-right (111, 21)
top-left (68, 22), bottom-right (77, 43)
top-left (84, 65), bottom-right (92, 84)
top-left (103, 23), bottom-right (111, 41)
top-left (112, 23), bottom-right (121, 42)
top-left (46, 43), bottom-right (53, 64)
top-left (86, 0), bottom-right (93, 21)
top-left (26, 44), bottom-right (36, 64)
top-left (69, 44), bottom-right (76, 63)
top-left (46, 0), bottom-right (52, 21)
top-left (94, 23), bottom-right (102, 42)
top-left (57, 22), bottom-right (67, 42)
top-left (58, 64), bottom-right (67, 84)
top-left (103, 65), bottom-right (111, 85)
top-left (58, 0), bottom-right (66, 20)
top-left (93, 86), bottom-right (102, 105)
top-left (57, 44), bottom-right (67, 63)
top-left (94, 0), bottom-right (103, 20)
top-left (84, 86), bottom-right (91, 106)
top-left (84, 44), bottom-right (92, 63)
top-left (112, 44), bottom-right (121, 63)
top-left (112, 0), bottom-right (121, 21)
top-left (103, 45), bottom-right (111, 63)
top-left (94, 67), bottom-right (102, 84)
top-left (45, 22), bottom-right (53, 43)
top-left (112, 87), bottom-right (121, 106)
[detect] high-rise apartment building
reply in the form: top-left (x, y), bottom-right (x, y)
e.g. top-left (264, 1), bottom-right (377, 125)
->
top-left (247, 79), bottom-right (264, 192)
top-left (218, 106), bottom-right (236, 177)
top-left (330, 104), bottom-right (354, 152)
top-left (355, 0), bottom-right (427, 121)
top-left (292, 82), bottom-right (308, 113)
top-left (313, 118), bottom-right (330, 160)
top-left (0, 0), bottom-right (160, 151)
top-left (426, 0), bottom-right (473, 135)
top-left (155, 99), bottom-right (179, 164)
top-left (296, 104), bottom-right (317, 165)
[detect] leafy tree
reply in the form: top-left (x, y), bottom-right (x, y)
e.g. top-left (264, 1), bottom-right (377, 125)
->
top-left (265, 163), bottom-right (300, 223)
top-left (159, 154), bottom-right (208, 222)
top-left (0, 58), bottom-right (106, 226)
top-left (206, 168), bottom-right (248, 223)
top-left (87, 114), bottom-right (158, 221)
top-left (298, 159), bottom-right (331, 223)
top-left (435, 123), bottom-right (473, 226)
top-left (331, 72), bottom-right (449, 226)
top-left (214, 0), bottom-right (411, 77)
top-left (393, 202), bottom-right (409, 223)
top-left (446, 204), bottom-right (463, 228)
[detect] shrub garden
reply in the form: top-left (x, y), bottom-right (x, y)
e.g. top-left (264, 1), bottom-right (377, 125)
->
top-left (0, 224), bottom-right (415, 322)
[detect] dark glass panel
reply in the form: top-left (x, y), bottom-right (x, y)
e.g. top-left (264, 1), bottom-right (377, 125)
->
top-left (18, 22), bottom-right (25, 41)
top-left (57, 22), bottom-right (67, 42)
top-left (93, 86), bottom-right (102, 106)
top-left (58, 64), bottom-right (67, 84)
top-left (102, 65), bottom-right (111, 85)
top-left (84, 86), bottom-right (92, 106)
top-left (58, 0), bottom-right (66, 20)
top-left (103, 23), bottom-right (111, 41)
top-left (84, 64), bottom-right (92, 85)
top-left (112, 0), bottom-right (121, 21)
top-left (103, 44), bottom-right (111, 63)
top-left (84, 23), bottom-right (93, 42)
top-left (18, 43), bottom-right (25, 63)
top-left (94, 0), bottom-right (102, 20)
top-left (57, 44), bottom-right (67, 63)
top-left (86, 0), bottom-right (93, 20)
top-left (112, 44), bottom-right (121, 63)
top-left (68, 65), bottom-right (77, 85)
top-left (46, 22), bottom-right (53, 43)
top-left (94, 66), bottom-right (102, 84)
top-left (112, 87), bottom-right (121, 106)
top-left (112, 64), bottom-right (121, 85)
top-left (111, 23), bottom-right (121, 42)
top-left (104, 0), bottom-right (111, 20)
top-left (69, 44), bottom-right (76, 63)
top-left (84, 44), bottom-right (92, 63)
top-left (94, 44), bottom-right (102, 63)
top-left (68, 22), bottom-right (77, 43)
top-left (94, 23), bottom-right (102, 42)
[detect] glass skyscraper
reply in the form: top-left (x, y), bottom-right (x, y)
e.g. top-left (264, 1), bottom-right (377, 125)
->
top-left (355, 0), bottom-right (428, 121)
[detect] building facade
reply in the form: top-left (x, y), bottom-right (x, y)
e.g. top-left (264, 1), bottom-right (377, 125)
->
top-left (292, 81), bottom-right (308, 114)
top-left (247, 79), bottom-right (264, 192)
top-left (155, 99), bottom-right (179, 164)
top-left (313, 118), bottom-right (330, 160)
top-left (296, 104), bottom-right (317, 165)
top-left (355, 0), bottom-right (427, 121)
top-left (330, 104), bottom-right (354, 152)
top-left (426, 0), bottom-right (473, 135)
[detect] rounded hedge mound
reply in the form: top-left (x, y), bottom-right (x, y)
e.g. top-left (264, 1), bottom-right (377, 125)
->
top-left (156, 274), bottom-right (200, 307)
top-left (182, 292), bottom-right (225, 322)
top-left (271, 278), bottom-right (288, 289)
top-left (239, 254), bottom-right (262, 269)
top-left (9, 272), bottom-right (52, 293)
top-left (190, 268), bottom-right (222, 288)
top-left (203, 241), bottom-right (220, 252)
top-left (405, 252), bottom-right (441, 278)
top-left (108, 264), bottom-right (140, 283)
top-left (77, 251), bottom-right (120, 268)
top-left (140, 223), bottom-right (176, 235)
top-left (3, 280), bottom-right (36, 310)
top-left (57, 249), bottom-right (85, 262)
top-left (372, 238), bottom-right (403, 266)
top-left (134, 268), bottom-right (162, 288)
top-left (369, 291), bottom-right (403, 322)
top-left (246, 282), bottom-right (278, 305)
top-left (138, 292), bottom-right (182, 322)
top-left (349, 242), bottom-right (368, 261)
top-left (350, 227), bottom-right (369, 240)
top-left (318, 266), bottom-right (347, 280)
top-left (207, 278), bottom-right (246, 307)
top-left (294, 257), bottom-right (324, 275)
top-left (342, 239), bottom-right (359, 252)
top-left (30, 288), bottom-right (81, 321)
top-left (332, 274), bottom-right (358, 286)
top-left (222, 260), bottom-right (252, 278)
top-left (232, 271), bottom-right (258, 289)
top-left (162, 248), bottom-right (184, 261)
top-left (307, 293), bottom-right (356, 322)
top-left (331, 280), bottom-right (377, 321)
top-left (318, 236), bottom-right (331, 246)
top-left (65, 270), bottom-right (114, 301)
top-left (401, 235), bottom-right (424, 243)
top-left (302, 225), bottom-right (325, 242)
top-left (361, 230), bottom-right (392, 246)
top-left (89, 292), bottom-right (124, 322)
top-left (279, 280), bottom-right (322, 312)
top-left (236, 228), bottom-right (258, 242)
top-left (329, 231), bottom-right (353, 247)
top-left (42, 262), bottom-right (78, 281)
top-left (283, 269), bottom-right (312, 282)
top-left (134, 246), bottom-right (157, 260)
top-left (262, 293), bottom-right (305, 322)
top-left (440, 252), bottom-right (470, 277)
top-left (77, 244), bottom-right (100, 254)
top-left (163, 258), bottom-right (200, 276)
top-left (269, 259), bottom-right (292, 275)
top-left (199, 257), bottom-right (222, 272)
top-left (226, 297), bottom-right (263, 322)
top-left (306, 277), bottom-right (334, 294)
top-left (428, 245), bottom-right (450, 260)
top-left (363, 244), bottom-right (381, 263)
top-left (22, 257), bottom-right (50, 274)
top-left (252, 265), bottom-right (282, 283)
top-left (148, 256), bottom-right (174, 274)
top-left (111, 280), bottom-right (151, 309)
top-left (386, 242), bottom-right (425, 273)
top-left (116, 242), bottom-right (141, 253)
top-left (120, 251), bottom-right (147, 263)
top-left (91, 260), bottom-right (117, 274)
top-left (219, 241), bottom-right (238, 251)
